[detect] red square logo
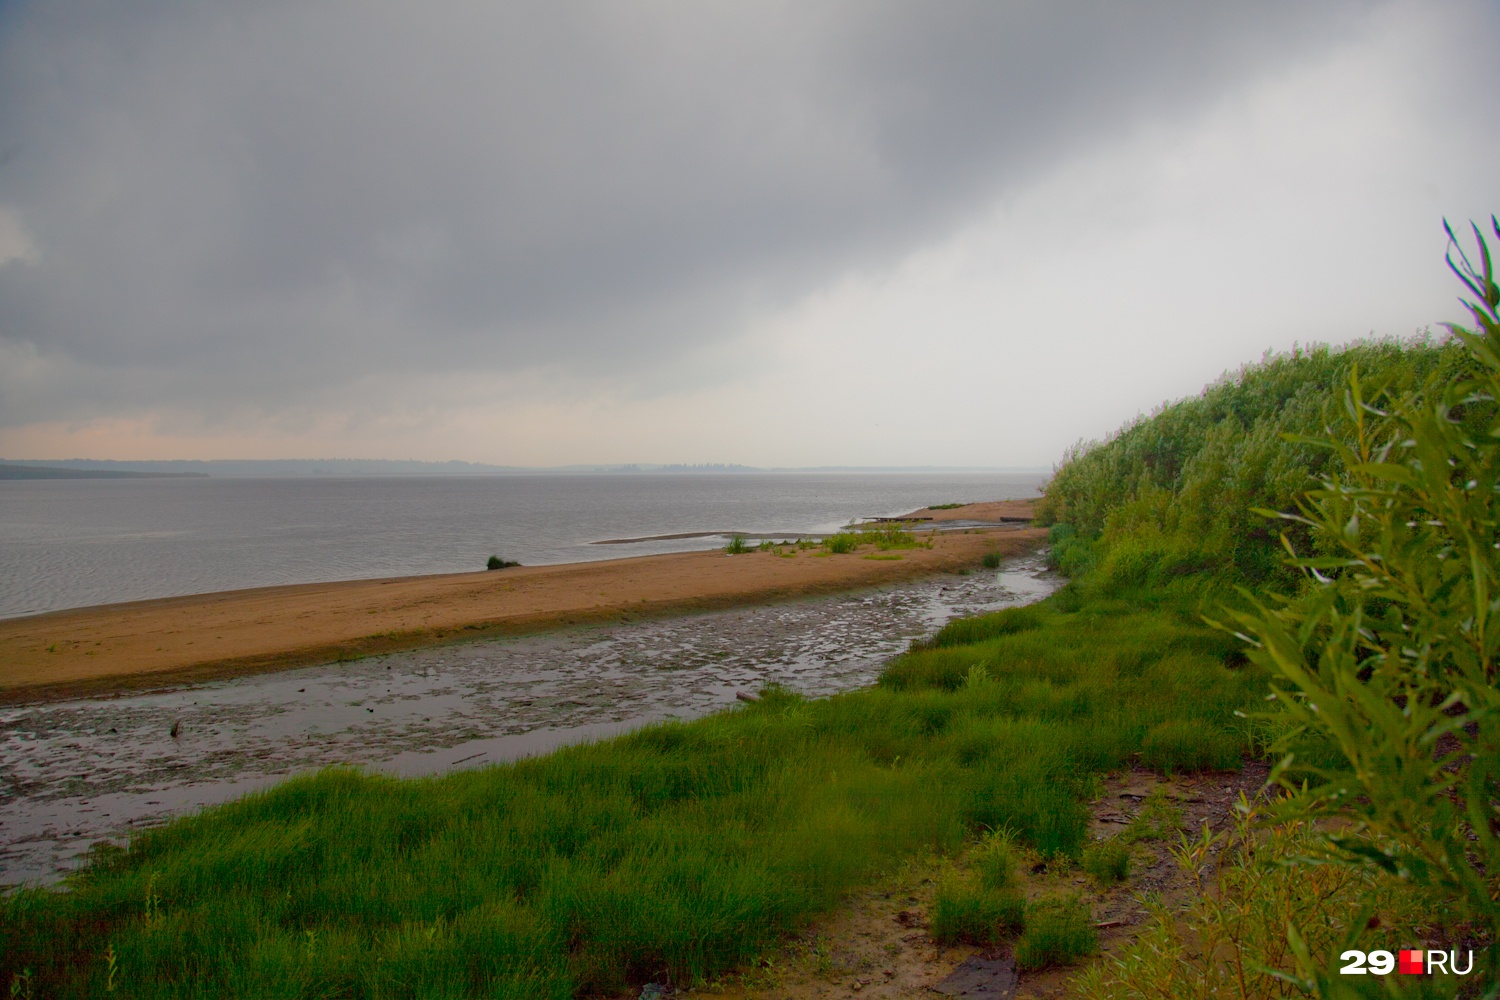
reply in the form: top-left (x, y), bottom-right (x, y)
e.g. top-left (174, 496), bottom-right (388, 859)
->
top-left (1398, 950), bottom-right (1424, 975)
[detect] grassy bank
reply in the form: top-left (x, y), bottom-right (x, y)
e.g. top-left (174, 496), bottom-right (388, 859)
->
top-left (2, 573), bottom-right (1264, 997)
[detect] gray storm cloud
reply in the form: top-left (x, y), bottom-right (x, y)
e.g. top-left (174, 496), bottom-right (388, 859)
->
top-left (0, 1), bottom-right (1374, 424)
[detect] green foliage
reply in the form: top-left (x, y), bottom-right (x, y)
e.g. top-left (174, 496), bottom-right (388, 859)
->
top-left (929, 872), bottom-right (1025, 945)
top-left (928, 503), bottom-right (966, 510)
top-left (487, 555), bottom-right (520, 570)
top-left (971, 832), bottom-right (1019, 892)
top-left (919, 605), bottom-right (1046, 650)
top-left (724, 534), bottom-right (751, 554)
top-left (1120, 787), bottom-right (1183, 846)
top-left (1042, 335), bottom-right (1466, 586)
top-left (1139, 719), bottom-right (1242, 775)
top-left (1228, 219), bottom-right (1500, 954)
top-left (1077, 808), bottom-right (1448, 999)
top-left (981, 551), bottom-right (1003, 569)
top-left (1079, 837), bottom-right (1129, 884)
top-left (1014, 895), bottom-right (1097, 971)
top-left (1, 576), bottom-right (1264, 995)
top-left (822, 532), bottom-right (859, 553)
top-left (870, 526), bottom-right (918, 550)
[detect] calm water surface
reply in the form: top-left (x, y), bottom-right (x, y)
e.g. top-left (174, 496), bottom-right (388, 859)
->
top-left (0, 472), bottom-right (1044, 618)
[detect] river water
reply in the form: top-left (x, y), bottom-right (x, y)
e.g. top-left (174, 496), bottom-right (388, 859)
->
top-left (0, 472), bottom-right (1045, 619)
top-left (0, 552), bottom-right (1057, 888)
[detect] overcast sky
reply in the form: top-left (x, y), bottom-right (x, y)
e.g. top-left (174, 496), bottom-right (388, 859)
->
top-left (0, 1), bottom-right (1495, 468)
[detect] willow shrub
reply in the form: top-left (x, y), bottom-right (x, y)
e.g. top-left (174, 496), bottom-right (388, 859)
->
top-left (1037, 335), bottom-right (1470, 588)
top-left (1228, 218), bottom-right (1500, 988)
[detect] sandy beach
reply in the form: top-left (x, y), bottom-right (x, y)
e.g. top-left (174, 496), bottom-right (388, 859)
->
top-left (0, 502), bottom-right (1042, 702)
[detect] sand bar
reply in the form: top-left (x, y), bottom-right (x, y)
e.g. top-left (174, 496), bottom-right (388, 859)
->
top-left (0, 502), bottom-right (1043, 703)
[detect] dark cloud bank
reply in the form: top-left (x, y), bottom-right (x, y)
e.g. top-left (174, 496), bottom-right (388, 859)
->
top-left (0, 1), bottom-right (1376, 426)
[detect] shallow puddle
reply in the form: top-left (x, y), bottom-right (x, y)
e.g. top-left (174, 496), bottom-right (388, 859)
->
top-left (0, 553), bottom-right (1057, 888)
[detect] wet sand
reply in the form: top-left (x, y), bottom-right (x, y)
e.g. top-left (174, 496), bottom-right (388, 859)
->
top-left (1, 551), bottom-right (1060, 886)
top-left (0, 504), bottom-right (1041, 703)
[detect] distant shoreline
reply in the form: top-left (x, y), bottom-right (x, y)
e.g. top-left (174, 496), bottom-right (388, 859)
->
top-left (0, 502), bottom-right (1041, 704)
top-left (0, 458), bottom-right (1048, 478)
top-left (0, 463), bottom-right (207, 480)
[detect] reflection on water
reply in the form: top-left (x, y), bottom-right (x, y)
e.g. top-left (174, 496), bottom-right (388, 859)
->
top-left (0, 554), bottom-right (1057, 888)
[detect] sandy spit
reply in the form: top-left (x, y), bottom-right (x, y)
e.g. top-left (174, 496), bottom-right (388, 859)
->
top-left (0, 506), bottom-right (1043, 704)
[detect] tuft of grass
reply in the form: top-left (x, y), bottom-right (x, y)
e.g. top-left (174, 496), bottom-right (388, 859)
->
top-left (725, 535), bottom-right (751, 554)
top-left (971, 833), bottom-right (1019, 892)
top-left (862, 524), bottom-right (924, 550)
top-left (927, 503), bottom-right (965, 510)
top-left (822, 532), bottom-right (860, 554)
top-left (1121, 787), bottom-right (1183, 845)
top-left (929, 872), bottom-right (1024, 945)
top-left (1080, 837), bottom-right (1129, 884)
top-left (981, 551), bottom-right (1003, 569)
top-left (863, 554), bottom-right (902, 561)
top-left (486, 555), bottom-right (521, 570)
top-left (917, 605), bottom-right (1046, 651)
top-left (1140, 719), bottom-right (1241, 775)
top-left (1014, 896), bottom-right (1098, 971)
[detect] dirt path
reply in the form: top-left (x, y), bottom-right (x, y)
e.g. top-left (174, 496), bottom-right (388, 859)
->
top-left (690, 763), bottom-right (1267, 1000)
top-left (0, 508), bottom-right (1040, 703)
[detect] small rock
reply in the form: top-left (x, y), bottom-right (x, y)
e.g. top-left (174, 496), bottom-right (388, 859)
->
top-left (932, 953), bottom-right (1016, 998)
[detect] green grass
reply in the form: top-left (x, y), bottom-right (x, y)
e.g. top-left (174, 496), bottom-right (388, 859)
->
top-left (1120, 787), bottom-right (1183, 845)
top-left (927, 503), bottom-right (965, 510)
top-left (929, 873), bottom-right (1024, 945)
top-left (1140, 719), bottom-right (1241, 775)
top-left (822, 532), bottom-right (859, 554)
top-left (1014, 896), bottom-right (1098, 971)
top-left (486, 556), bottom-right (521, 570)
top-left (981, 551), bottom-right (1002, 569)
top-left (863, 524), bottom-right (926, 550)
top-left (1079, 837), bottom-right (1129, 884)
top-left (971, 833), bottom-right (1019, 892)
top-left (724, 535), bottom-right (750, 554)
top-left (0, 577), bottom-right (1263, 997)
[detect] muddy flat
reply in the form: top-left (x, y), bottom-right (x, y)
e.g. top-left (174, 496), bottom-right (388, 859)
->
top-left (0, 505), bottom-right (1041, 702)
top-left (1, 552), bottom-right (1060, 886)
top-left (889, 499), bottom-right (1038, 522)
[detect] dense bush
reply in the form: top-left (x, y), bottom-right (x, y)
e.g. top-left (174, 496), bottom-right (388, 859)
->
top-left (1229, 219), bottom-right (1500, 959)
top-left (1037, 337), bottom-right (1468, 586)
